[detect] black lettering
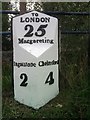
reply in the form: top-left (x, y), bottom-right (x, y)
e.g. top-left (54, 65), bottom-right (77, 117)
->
top-left (20, 73), bottom-right (28, 87)
top-left (31, 13), bottom-right (34, 16)
top-left (25, 17), bottom-right (29, 22)
top-left (24, 24), bottom-right (34, 37)
top-left (50, 40), bottom-right (54, 44)
top-left (17, 63), bottom-right (22, 68)
top-left (20, 17), bottom-right (50, 23)
top-left (35, 13), bottom-right (38, 16)
top-left (36, 18), bottom-right (40, 22)
top-left (46, 17), bottom-right (50, 22)
top-left (14, 62), bottom-right (36, 68)
top-left (41, 17), bottom-right (45, 22)
top-left (45, 72), bottom-right (54, 85)
top-left (20, 17), bottom-right (24, 22)
top-left (30, 40), bottom-right (33, 44)
top-left (38, 60), bottom-right (58, 67)
top-left (30, 17), bottom-right (34, 22)
top-left (18, 37), bottom-right (54, 45)
top-left (38, 61), bottom-right (44, 67)
top-left (18, 38), bottom-right (24, 44)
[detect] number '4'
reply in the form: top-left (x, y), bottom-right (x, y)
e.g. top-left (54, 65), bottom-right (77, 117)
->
top-left (45, 72), bottom-right (54, 85)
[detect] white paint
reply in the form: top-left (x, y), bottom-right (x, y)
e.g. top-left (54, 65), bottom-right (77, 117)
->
top-left (13, 11), bottom-right (59, 109)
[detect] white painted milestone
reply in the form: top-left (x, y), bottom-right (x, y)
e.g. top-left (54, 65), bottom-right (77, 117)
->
top-left (13, 11), bottom-right (60, 109)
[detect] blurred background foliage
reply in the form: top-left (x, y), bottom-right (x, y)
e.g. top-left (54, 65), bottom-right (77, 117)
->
top-left (2, 2), bottom-right (12, 51)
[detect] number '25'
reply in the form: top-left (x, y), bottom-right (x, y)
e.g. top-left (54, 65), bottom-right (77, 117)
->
top-left (24, 24), bottom-right (48, 37)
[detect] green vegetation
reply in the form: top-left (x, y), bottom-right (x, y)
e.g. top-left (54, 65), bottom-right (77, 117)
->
top-left (2, 2), bottom-right (12, 51)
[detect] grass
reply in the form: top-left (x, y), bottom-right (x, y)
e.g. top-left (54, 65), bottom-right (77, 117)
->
top-left (2, 58), bottom-right (89, 119)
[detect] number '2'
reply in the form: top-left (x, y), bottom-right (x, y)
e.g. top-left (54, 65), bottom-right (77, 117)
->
top-left (20, 73), bottom-right (28, 87)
